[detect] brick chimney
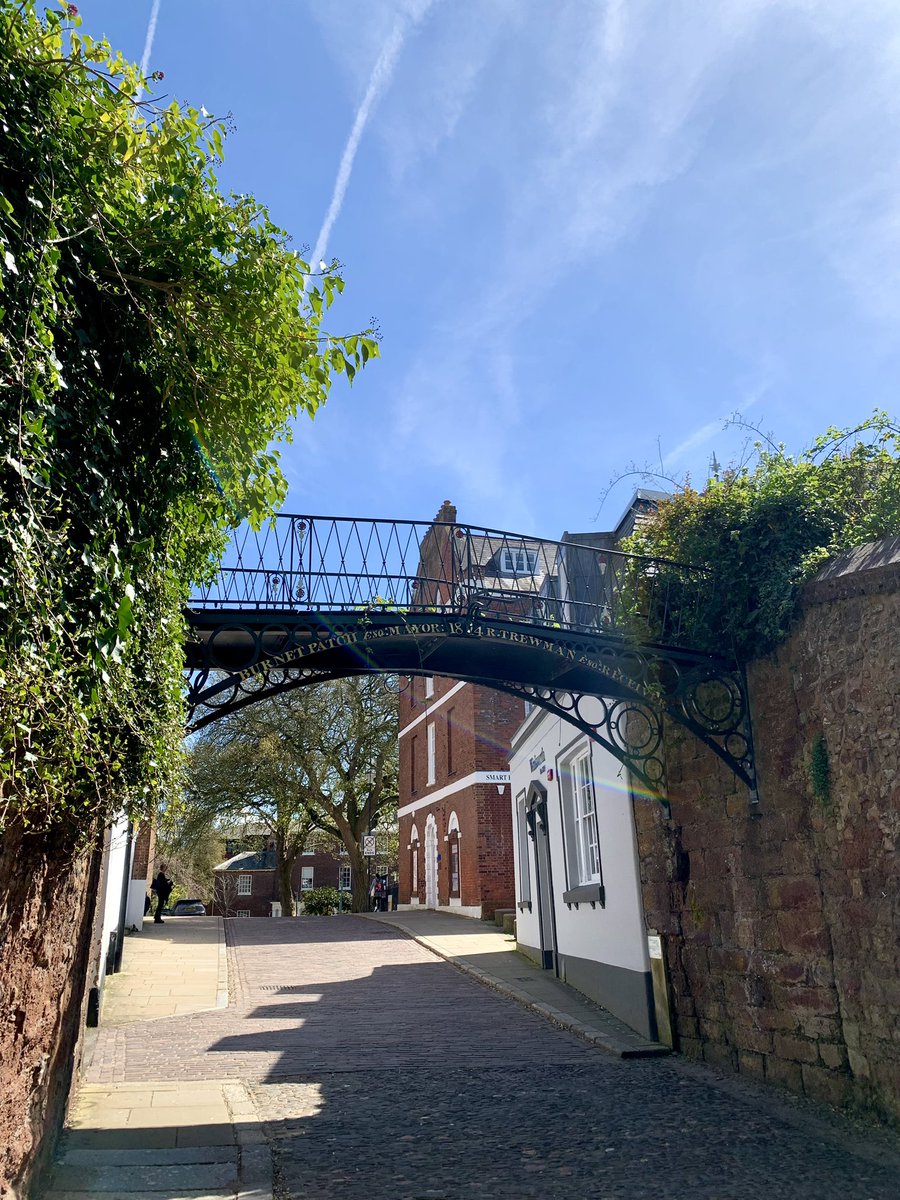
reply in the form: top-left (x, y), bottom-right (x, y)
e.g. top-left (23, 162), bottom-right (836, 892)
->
top-left (434, 500), bottom-right (457, 524)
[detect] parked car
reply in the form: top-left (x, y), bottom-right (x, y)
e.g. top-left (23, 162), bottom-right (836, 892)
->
top-left (169, 899), bottom-right (207, 916)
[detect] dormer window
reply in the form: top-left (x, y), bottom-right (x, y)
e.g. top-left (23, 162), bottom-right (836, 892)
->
top-left (500, 547), bottom-right (538, 575)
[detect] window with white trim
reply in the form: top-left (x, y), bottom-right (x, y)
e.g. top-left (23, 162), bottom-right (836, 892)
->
top-left (237, 909), bottom-right (251, 918)
top-left (424, 675), bottom-right (434, 698)
top-left (237, 874), bottom-right (252, 895)
top-left (300, 866), bottom-right (314, 891)
top-left (500, 547), bottom-right (538, 575)
top-left (426, 722), bottom-right (436, 786)
top-left (572, 751), bottom-right (601, 883)
top-left (339, 865), bottom-right (352, 890)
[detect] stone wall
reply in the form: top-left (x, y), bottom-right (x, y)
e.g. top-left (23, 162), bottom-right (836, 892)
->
top-left (0, 821), bottom-right (103, 1195)
top-left (634, 538), bottom-right (899, 1123)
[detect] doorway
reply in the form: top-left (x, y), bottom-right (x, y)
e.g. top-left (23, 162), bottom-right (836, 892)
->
top-left (526, 780), bottom-right (558, 972)
top-left (424, 814), bottom-right (438, 908)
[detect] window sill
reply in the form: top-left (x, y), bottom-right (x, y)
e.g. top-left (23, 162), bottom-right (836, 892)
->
top-left (563, 884), bottom-right (605, 909)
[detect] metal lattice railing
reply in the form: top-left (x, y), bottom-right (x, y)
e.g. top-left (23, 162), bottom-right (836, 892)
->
top-left (189, 514), bottom-right (711, 650)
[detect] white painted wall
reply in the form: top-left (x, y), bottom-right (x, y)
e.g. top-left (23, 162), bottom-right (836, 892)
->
top-left (126, 879), bottom-right (148, 929)
top-left (510, 702), bottom-right (650, 975)
top-left (96, 813), bottom-right (134, 994)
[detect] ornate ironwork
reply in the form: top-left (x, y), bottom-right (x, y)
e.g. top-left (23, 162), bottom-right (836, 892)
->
top-left (190, 514), bottom-right (711, 648)
top-left (184, 598), bottom-right (757, 799)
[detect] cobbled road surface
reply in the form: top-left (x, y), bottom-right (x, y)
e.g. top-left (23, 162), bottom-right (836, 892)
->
top-left (88, 916), bottom-right (899, 1200)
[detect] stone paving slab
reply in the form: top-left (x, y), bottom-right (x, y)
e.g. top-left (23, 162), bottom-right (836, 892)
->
top-left (99, 918), bottom-right (227, 1026)
top-left (58, 1149), bottom-right (238, 1168)
top-left (44, 1193), bottom-right (237, 1200)
top-left (43, 914), bottom-right (270, 1200)
top-left (46, 1162), bottom-right (238, 1193)
top-left (366, 908), bottom-right (669, 1056)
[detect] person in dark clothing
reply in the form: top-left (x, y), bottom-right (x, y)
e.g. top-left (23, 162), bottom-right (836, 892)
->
top-left (151, 867), bottom-right (173, 923)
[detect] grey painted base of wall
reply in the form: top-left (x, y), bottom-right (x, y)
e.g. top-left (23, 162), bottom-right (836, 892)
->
top-left (519, 941), bottom-right (657, 1041)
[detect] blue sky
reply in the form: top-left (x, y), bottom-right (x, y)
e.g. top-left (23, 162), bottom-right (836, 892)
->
top-left (78, 1), bottom-right (900, 539)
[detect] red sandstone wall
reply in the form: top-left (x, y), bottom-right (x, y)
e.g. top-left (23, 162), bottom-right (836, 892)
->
top-left (0, 822), bottom-right (103, 1195)
top-left (634, 548), bottom-right (899, 1122)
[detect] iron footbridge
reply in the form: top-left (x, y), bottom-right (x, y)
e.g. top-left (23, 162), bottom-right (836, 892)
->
top-left (184, 514), bottom-right (757, 801)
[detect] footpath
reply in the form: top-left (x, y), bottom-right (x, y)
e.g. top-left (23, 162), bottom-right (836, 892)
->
top-left (42, 916), bottom-right (271, 1200)
top-left (365, 908), bottom-right (669, 1057)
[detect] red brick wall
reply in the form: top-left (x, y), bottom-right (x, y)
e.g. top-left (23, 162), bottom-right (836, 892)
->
top-left (130, 821), bottom-right (154, 880)
top-left (398, 678), bottom-right (521, 915)
top-left (210, 851), bottom-right (347, 917)
top-left (635, 547), bottom-right (899, 1123)
top-left (0, 822), bottom-right (104, 1195)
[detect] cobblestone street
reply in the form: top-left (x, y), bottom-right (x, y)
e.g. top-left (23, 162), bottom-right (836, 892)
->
top-left (85, 915), bottom-right (899, 1200)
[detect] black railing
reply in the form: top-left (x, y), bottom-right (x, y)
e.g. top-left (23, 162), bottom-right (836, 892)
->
top-left (190, 515), bottom-right (710, 650)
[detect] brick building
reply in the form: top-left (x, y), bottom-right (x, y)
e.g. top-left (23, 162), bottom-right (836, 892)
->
top-left (397, 500), bottom-right (553, 919)
top-left (211, 843), bottom-right (351, 917)
top-left (398, 674), bottom-right (524, 917)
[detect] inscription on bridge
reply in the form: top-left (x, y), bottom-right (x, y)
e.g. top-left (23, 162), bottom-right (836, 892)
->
top-left (232, 617), bottom-right (651, 702)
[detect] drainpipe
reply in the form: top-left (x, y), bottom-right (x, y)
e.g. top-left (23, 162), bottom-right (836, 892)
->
top-left (113, 818), bottom-right (134, 972)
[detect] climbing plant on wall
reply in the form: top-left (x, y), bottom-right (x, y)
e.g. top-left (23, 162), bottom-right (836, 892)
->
top-left (0, 1), bottom-right (378, 835)
top-left (625, 413), bottom-right (900, 661)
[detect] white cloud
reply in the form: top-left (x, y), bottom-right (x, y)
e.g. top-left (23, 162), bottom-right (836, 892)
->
top-left (136, 0), bottom-right (161, 98)
top-left (305, 0), bottom-right (900, 525)
top-left (309, 1), bottom-right (437, 274)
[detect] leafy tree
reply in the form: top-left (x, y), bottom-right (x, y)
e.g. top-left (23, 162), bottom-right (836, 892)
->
top-left (0, 1), bottom-right (378, 836)
top-left (181, 678), bottom-right (398, 913)
top-left (154, 824), bottom-right (226, 908)
top-left (177, 717), bottom-right (322, 915)
top-left (625, 413), bottom-right (900, 661)
top-left (270, 678), bottom-right (399, 913)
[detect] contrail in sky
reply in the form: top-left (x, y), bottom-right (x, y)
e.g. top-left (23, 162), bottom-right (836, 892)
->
top-left (310, 4), bottom-right (434, 278)
top-left (138, 0), bottom-right (161, 93)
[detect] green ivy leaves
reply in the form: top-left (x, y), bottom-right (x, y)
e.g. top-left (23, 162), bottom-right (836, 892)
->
top-left (0, 0), bottom-right (377, 835)
top-left (625, 413), bottom-right (900, 661)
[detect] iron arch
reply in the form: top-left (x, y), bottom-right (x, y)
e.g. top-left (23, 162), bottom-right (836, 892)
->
top-left (184, 608), bottom-right (757, 802)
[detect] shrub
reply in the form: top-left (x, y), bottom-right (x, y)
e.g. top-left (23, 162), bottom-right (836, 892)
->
top-left (301, 886), bottom-right (343, 916)
top-left (625, 414), bottom-right (900, 661)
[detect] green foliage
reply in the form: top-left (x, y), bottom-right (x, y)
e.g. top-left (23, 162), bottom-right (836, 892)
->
top-left (808, 733), bottom-right (831, 806)
top-left (625, 414), bottom-right (900, 661)
top-left (0, 2), bottom-right (377, 834)
top-left (180, 678), bottom-right (398, 912)
top-left (301, 886), bottom-right (343, 916)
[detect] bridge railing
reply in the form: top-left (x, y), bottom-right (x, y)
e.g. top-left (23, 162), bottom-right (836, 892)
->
top-left (189, 514), bottom-right (711, 650)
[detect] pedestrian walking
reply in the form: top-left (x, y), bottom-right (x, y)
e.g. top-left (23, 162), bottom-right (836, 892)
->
top-left (151, 866), bottom-right (173, 924)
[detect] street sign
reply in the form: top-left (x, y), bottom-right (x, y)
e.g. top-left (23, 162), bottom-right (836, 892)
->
top-left (362, 834), bottom-right (377, 857)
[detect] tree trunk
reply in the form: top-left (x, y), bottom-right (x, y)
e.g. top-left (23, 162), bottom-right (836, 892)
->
top-left (349, 839), bottom-right (370, 913)
top-left (274, 829), bottom-right (295, 915)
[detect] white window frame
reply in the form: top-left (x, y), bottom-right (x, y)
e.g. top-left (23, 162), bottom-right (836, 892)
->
top-left (500, 547), bottom-right (537, 575)
top-left (236, 909), bottom-right (251, 918)
top-left (237, 874), bottom-right (252, 896)
top-left (339, 865), bottom-right (352, 890)
top-left (572, 751), bottom-right (601, 884)
top-left (424, 675), bottom-right (434, 698)
top-left (300, 866), bottom-right (314, 891)
top-left (426, 722), bottom-right (436, 786)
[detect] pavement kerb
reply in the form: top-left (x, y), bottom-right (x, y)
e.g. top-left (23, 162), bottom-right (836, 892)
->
top-left (217, 918), bottom-right (229, 1009)
top-left (363, 914), bottom-right (669, 1059)
top-left (222, 1081), bottom-right (274, 1200)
